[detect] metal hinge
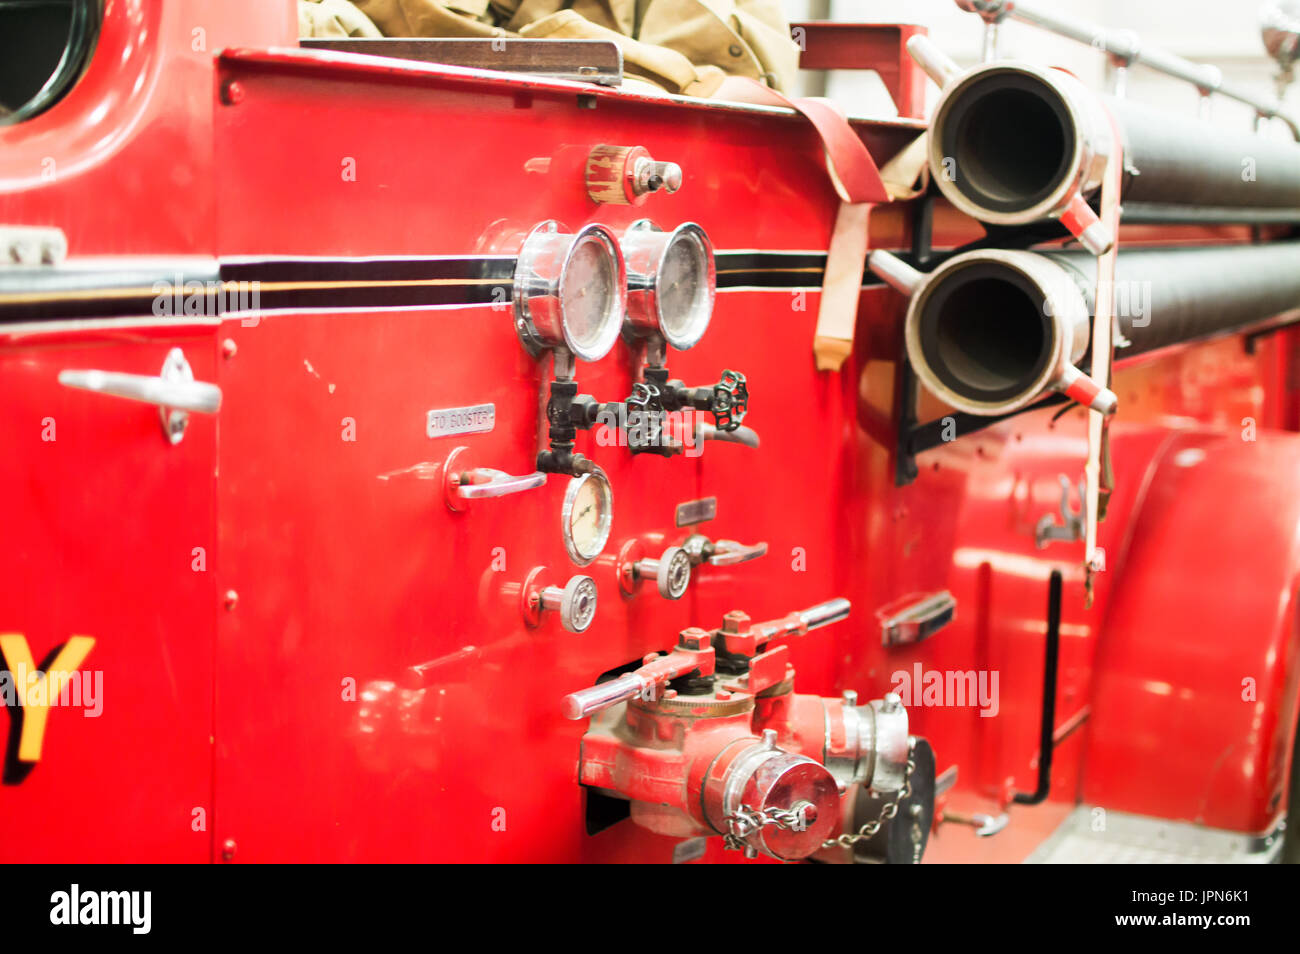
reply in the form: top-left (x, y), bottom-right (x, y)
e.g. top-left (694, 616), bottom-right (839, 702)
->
top-left (1, 226), bottom-right (67, 266)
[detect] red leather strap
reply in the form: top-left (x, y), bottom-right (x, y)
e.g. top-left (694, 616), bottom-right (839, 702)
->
top-left (713, 78), bottom-right (891, 370)
top-left (713, 78), bottom-right (889, 204)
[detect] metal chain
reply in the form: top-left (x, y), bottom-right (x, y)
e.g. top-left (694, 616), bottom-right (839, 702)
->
top-left (824, 740), bottom-right (918, 849)
top-left (722, 802), bottom-right (813, 852)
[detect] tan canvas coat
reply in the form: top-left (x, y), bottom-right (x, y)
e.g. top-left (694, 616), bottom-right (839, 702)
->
top-left (298, 0), bottom-right (800, 95)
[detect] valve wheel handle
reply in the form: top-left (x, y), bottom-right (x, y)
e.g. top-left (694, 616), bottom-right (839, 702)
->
top-left (625, 382), bottom-right (666, 451)
top-left (710, 370), bottom-right (748, 432)
top-left (626, 381), bottom-right (661, 412)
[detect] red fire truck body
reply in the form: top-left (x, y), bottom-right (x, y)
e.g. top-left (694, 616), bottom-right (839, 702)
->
top-left (1, 0), bottom-right (1298, 863)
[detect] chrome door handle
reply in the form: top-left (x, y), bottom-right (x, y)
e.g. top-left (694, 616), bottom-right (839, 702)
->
top-left (58, 347), bottom-right (220, 445)
top-left (456, 468), bottom-right (546, 499)
top-left (708, 539), bottom-right (768, 566)
top-left (877, 591), bottom-right (957, 647)
top-left (58, 351), bottom-right (221, 413)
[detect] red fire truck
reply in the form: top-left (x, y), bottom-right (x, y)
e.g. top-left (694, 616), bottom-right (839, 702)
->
top-left (1, 0), bottom-right (1299, 864)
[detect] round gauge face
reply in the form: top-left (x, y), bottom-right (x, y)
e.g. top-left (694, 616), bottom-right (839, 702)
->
top-left (656, 226), bottom-right (715, 349)
top-left (561, 233), bottom-right (618, 355)
top-left (563, 470), bottom-right (613, 566)
top-left (659, 232), bottom-right (708, 335)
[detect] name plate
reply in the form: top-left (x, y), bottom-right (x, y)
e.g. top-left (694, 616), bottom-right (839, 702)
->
top-left (675, 496), bottom-right (717, 527)
top-left (427, 403), bottom-right (495, 438)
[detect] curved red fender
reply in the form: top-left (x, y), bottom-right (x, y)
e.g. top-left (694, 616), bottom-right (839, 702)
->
top-left (1084, 428), bottom-right (1300, 833)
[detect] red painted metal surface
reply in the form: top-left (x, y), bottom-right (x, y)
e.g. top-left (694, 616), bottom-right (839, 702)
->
top-left (0, 0), bottom-right (1298, 863)
top-left (791, 22), bottom-right (929, 119)
top-left (1084, 429), bottom-right (1300, 831)
top-left (0, 326), bottom-right (219, 862)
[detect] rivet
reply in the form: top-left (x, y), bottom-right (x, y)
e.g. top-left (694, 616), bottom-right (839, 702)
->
top-left (221, 80), bottom-right (245, 106)
top-left (224, 589), bottom-right (239, 611)
top-left (221, 837), bottom-right (236, 861)
top-left (221, 338), bottom-right (237, 359)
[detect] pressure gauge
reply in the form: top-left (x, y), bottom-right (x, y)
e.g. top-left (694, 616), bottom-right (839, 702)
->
top-left (622, 221), bottom-right (716, 350)
top-left (562, 468), bottom-right (613, 566)
top-left (514, 221), bottom-right (626, 362)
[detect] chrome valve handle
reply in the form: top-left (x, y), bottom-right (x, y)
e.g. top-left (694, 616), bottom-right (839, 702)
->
top-left (716, 597), bottom-right (853, 657)
top-left (443, 445), bottom-right (546, 512)
top-left (456, 468), bottom-right (547, 499)
top-left (796, 598), bottom-right (853, 631)
top-left (737, 598), bottom-right (851, 643)
top-left (708, 539), bottom-right (768, 567)
top-left (562, 627), bottom-right (714, 719)
top-left (563, 672), bottom-right (649, 719)
top-left (681, 534), bottom-right (768, 568)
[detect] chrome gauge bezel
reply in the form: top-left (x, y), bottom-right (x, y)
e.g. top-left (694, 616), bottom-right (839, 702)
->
top-left (622, 220), bottom-right (716, 351)
top-left (513, 220), bottom-right (627, 362)
top-left (561, 467), bottom-right (614, 566)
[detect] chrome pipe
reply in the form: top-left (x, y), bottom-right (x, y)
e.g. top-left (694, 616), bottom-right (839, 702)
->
top-left (920, 58), bottom-right (1300, 229)
top-left (890, 242), bottom-right (1300, 417)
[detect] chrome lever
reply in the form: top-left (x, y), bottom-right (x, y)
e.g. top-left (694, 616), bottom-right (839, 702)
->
top-left (442, 445), bottom-right (545, 511)
top-left (681, 533), bottom-right (768, 568)
top-left (708, 539), bottom-right (768, 567)
top-left (58, 347), bottom-right (221, 445)
top-left (456, 468), bottom-right (547, 499)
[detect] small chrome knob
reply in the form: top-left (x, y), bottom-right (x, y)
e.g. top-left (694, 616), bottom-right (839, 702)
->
top-left (540, 576), bottom-right (599, 633)
top-left (632, 545), bottom-right (692, 600)
top-left (633, 157), bottom-right (682, 195)
top-left (586, 144), bottom-right (683, 205)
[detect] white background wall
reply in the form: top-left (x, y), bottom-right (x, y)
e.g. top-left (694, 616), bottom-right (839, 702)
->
top-left (782, 0), bottom-right (1298, 141)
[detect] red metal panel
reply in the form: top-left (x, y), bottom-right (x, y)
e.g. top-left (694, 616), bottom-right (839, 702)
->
top-left (0, 326), bottom-right (218, 862)
top-left (202, 47), bottom-right (967, 862)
